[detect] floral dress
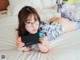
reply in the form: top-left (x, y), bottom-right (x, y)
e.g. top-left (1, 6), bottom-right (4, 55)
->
top-left (39, 22), bottom-right (63, 41)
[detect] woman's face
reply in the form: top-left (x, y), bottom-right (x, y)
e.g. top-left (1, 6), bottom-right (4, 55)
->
top-left (25, 14), bottom-right (39, 34)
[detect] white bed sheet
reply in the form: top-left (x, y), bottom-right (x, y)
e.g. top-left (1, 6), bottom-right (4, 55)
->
top-left (0, 29), bottom-right (80, 60)
top-left (0, 15), bottom-right (80, 60)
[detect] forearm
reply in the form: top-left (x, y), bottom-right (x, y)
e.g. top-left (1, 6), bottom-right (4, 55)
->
top-left (38, 43), bottom-right (49, 53)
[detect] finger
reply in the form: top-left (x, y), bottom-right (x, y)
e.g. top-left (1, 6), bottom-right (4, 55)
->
top-left (40, 36), bottom-right (45, 40)
top-left (17, 37), bottom-right (22, 43)
top-left (18, 47), bottom-right (26, 51)
top-left (17, 45), bottom-right (21, 49)
top-left (39, 38), bottom-right (44, 43)
top-left (17, 42), bottom-right (22, 44)
top-left (17, 43), bottom-right (24, 48)
top-left (19, 43), bottom-right (25, 47)
top-left (23, 47), bottom-right (31, 51)
top-left (18, 46), bottom-right (23, 48)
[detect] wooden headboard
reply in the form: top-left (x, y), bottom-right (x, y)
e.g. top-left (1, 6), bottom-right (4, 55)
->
top-left (0, 0), bottom-right (9, 11)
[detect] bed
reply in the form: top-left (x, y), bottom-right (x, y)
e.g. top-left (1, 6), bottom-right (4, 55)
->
top-left (0, 0), bottom-right (80, 60)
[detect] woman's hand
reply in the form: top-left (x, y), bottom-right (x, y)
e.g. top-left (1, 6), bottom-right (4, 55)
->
top-left (39, 35), bottom-right (52, 50)
top-left (16, 37), bottom-right (25, 48)
top-left (38, 35), bottom-right (50, 53)
top-left (17, 41), bottom-right (25, 48)
top-left (39, 35), bottom-right (49, 46)
top-left (16, 37), bottom-right (31, 52)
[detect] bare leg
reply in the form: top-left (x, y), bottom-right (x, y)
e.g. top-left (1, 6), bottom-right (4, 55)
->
top-left (49, 17), bottom-right (78, 33)
top-left (38, 43), bottom-right (49, 53)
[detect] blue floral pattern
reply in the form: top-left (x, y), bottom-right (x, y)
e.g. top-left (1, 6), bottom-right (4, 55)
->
top-left (61, 3), bottom-right (80, 22)
top-left (39, 22), bottom-right (63, 41)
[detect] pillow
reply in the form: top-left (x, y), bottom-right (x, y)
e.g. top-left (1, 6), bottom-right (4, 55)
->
top-left (0, 16), bottom-right (18, 50)
top-left (28, 0), bottom-right (42, 9)
top-left (8, 0), bottom-right (42, 15)
top-left (38, 9), bottom-right (61, 22)
top-left (0, 25), bottom-right (17, 50)
top-left (7, 6), bottom-right (11, 16)
top-left (41, 0), bottom-right (57, 9)
top-left (8, 0), bottom-right (31, 15)
top-left (0, 0), bottom-right (9, 11)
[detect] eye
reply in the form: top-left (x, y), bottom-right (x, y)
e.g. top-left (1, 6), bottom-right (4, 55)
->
top-left (26, 22), bottom-right (31, 24)
top-left (35, 18), bottom-right (38, 21)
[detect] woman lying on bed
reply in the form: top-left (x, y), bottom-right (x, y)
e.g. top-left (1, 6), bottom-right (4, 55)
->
top-left (16, 6), bottom-right (80, 53)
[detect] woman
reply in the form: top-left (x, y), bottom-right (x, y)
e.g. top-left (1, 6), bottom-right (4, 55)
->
top-left (16, 6), bottom-right (80, 53)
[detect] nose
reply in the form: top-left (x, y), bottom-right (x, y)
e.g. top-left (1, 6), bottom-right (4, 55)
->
top-left (31, 23), bottom-right (36, 27)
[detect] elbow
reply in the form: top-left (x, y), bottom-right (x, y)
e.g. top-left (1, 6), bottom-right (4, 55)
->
top-left (41, 48), bottom-right (49, 53)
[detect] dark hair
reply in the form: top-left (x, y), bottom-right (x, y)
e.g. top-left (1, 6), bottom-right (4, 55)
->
top-left (18, 6), bottom-right (41, 37)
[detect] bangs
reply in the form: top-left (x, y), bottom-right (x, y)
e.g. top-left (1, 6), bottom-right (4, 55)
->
top-left (25, 13), bottom-right (39, 22)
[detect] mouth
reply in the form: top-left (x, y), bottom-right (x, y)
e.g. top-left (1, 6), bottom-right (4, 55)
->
top-left (33, 29), bottom-right (37, 32)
